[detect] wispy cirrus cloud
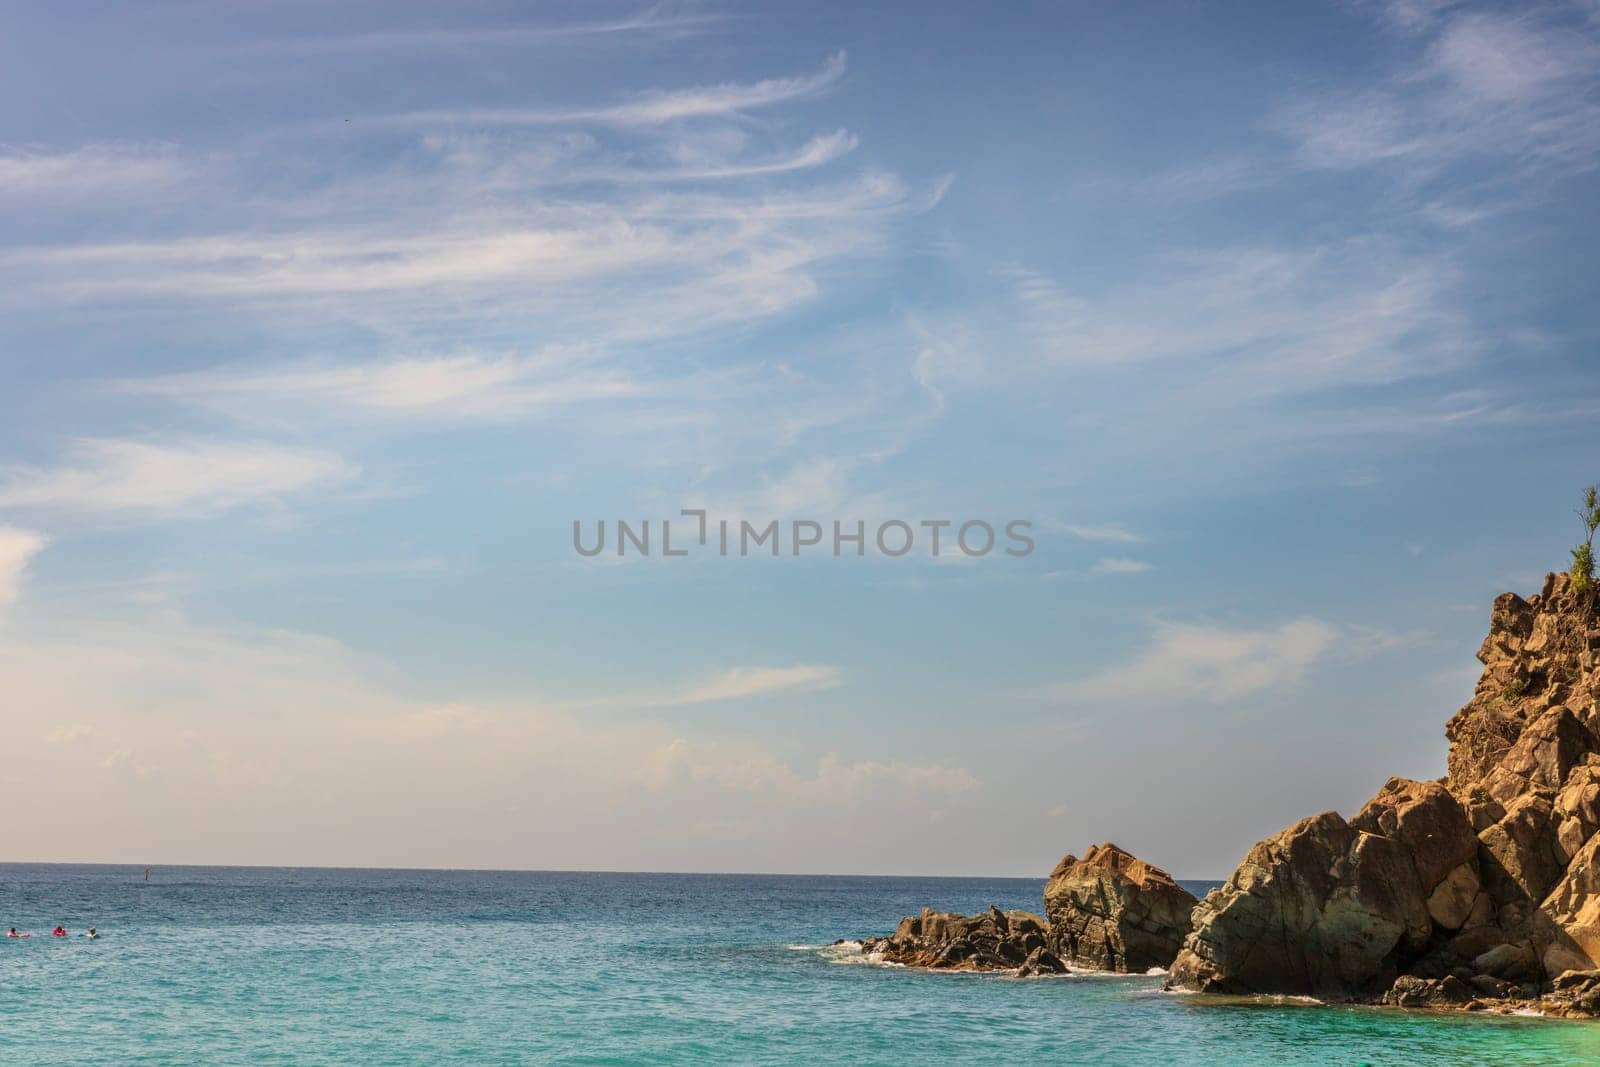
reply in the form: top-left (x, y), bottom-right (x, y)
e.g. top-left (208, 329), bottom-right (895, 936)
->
top-left (591, 129), bottom-right (859, 183)
top-left (0, 142), bottom-right (184, 198)
top-left (665, 664), bottom-right (844, 706)
top-left (367, 52), bottom-right (847, 129)
top-left (0, 439), bottom-right (357, 516)
top-left (999, 247), bottom-right (1467, 392)
top-left (257, 6), bottom-right (728, 54)
top-left (123, 350), bottom-right (647, 423)
top-left (1156, 2), bottom-right (1600, 218)
top-left (1, 170), bottom-right (922, 343)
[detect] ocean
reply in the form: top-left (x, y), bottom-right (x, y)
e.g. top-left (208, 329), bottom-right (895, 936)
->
top-left (3, 864), bottom-right (1597, 1065)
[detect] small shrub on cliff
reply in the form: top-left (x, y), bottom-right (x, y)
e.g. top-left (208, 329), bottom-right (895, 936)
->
top-left (1499, 676), bottom-right (1530, 703)
top-left (1573, 485), bottom-right (1600, 594)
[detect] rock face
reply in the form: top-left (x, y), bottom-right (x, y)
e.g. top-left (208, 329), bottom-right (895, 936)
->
top-left (1168, 572), bottom-right (1600, 1013)
top-left (859, 906), bottom-right (1064, 974)
top-left (1043, 843), bottom-right (1196, 972)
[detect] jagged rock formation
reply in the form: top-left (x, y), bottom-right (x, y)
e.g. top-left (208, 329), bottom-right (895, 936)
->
top-left (1043, 843), bottom-right (1196, 972)
top-left (854, 841), bottom-right (1194, 976)
top-left (1168, 572), bottom-right (1600, 1014)
top-left (858, 905), bottom-right (1065, 974)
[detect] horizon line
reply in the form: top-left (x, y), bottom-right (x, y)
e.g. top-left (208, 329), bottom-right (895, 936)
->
top-left (0, 858), bottom-right (1226, 882)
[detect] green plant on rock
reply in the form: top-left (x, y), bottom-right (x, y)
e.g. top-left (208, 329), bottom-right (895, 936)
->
top-left (1573, 485), bottom-right (1600, 594)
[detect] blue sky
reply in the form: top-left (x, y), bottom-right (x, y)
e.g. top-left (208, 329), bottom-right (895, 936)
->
top-left (1, 0), bottom-right (1598, 876)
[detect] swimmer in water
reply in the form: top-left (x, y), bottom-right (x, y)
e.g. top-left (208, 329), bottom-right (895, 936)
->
top-left (6, 927), bottom-right (21, 938)
top-left (84, 927), bottom-right (98, 939)
top-left (51, 925), bottom-right (67, 938)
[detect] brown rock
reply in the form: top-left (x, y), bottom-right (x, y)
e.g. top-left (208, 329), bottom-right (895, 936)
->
top-left (1350, 777), bottom-right (1479, 895)
top-left (1540, 833), bottom-right (1600, 975)
top-left (1383, 974), bottom-right (1475, 1008)
top-left (1043, 842), bottom-right (1196, 972)
top-left (1553, 764), bottom-right (1600, 860)
top-left (1446, 575), bottom-right (1599, 798)
top-left (1472, 941), bottom-right (1540, 981)
top-left (866, 906), bottom-right (1054, 972)
top-left (1477, 793), bottom-right (1563, 904)
top-left (1543, 969), bottom-right (1600, 1017)
top-left (1425, 863), bottom-right (1483, 931)
top-left (1166, 807), bottom-right (1430, 997)
top-left (1015, 946), bottom-right (1068, 978)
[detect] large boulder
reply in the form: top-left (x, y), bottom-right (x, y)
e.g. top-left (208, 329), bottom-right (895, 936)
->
top-left (1166, 805), bottom-right (1434, 997)
top-left (1043, 842), bottom-right (1196, 972)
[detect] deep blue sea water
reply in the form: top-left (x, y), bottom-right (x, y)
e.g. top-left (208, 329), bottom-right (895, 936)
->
top-left (3, 865), bottom-right (1599, 1065)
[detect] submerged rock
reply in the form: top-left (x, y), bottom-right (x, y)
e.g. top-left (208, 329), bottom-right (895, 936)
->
top-left (1043, 843), bottom-right (1196, 972)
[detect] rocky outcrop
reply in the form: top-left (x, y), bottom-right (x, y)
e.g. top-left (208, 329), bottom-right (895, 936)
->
top-left (853, 842), bottom-right (1194, 976)
top-left (859, 905), bottom-right (1065, 974)
top-left (1168, 571), bottom-right (1600, 1014)
top-left (1043, 843), bottom-right (1196, 972)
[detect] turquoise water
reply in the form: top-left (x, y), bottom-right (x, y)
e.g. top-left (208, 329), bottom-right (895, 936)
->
top-left (3, 865), bottom-right (1599, 1065)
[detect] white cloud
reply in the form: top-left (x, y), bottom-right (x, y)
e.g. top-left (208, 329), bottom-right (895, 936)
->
top-left (1042, 618), bottom-right (1341, 705)
top-left (593, 130), bottom-right (859, 183)
top-left (1000, 248), bottom-right (1467, 393)
top-left (1275, 6), bottom-right (1600, 194)
top-left (1088, 557), bottom-right (1152, 576)
top-left (13, 223), bottom-right (684, 299)
top-left (3, 171), bottom-right (921, 347)
top-left (0, 439), bottom-right (357, 516)
top-left (665, 664), bottom-right (844, 706)
top-left (1138, 5), bottom-right (1600, 221)
top-left (125, 350), bottom-right (645, 423)
top-left (369, 53), bottom-right (847, 128)
top-left (0, 143), bottom-right (182, 197)
top-left (1426, 12), bottom-right (1595, 105)
top-left (0, 526), bottom-right (47, 605)
top-left (1060, 522), bottom-right (1145, 544)
top-left (1362, 0), bottom-right (1458, 34)
top-left (263, 8), bottom-right (726, 53)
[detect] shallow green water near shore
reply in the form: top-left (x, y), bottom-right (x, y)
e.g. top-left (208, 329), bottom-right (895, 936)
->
top-left (3, 864), bottom-right (1598, 1065)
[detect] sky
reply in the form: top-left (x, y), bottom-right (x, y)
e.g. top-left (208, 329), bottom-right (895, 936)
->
top-left (1, 0), bottom-right (1598, 878)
